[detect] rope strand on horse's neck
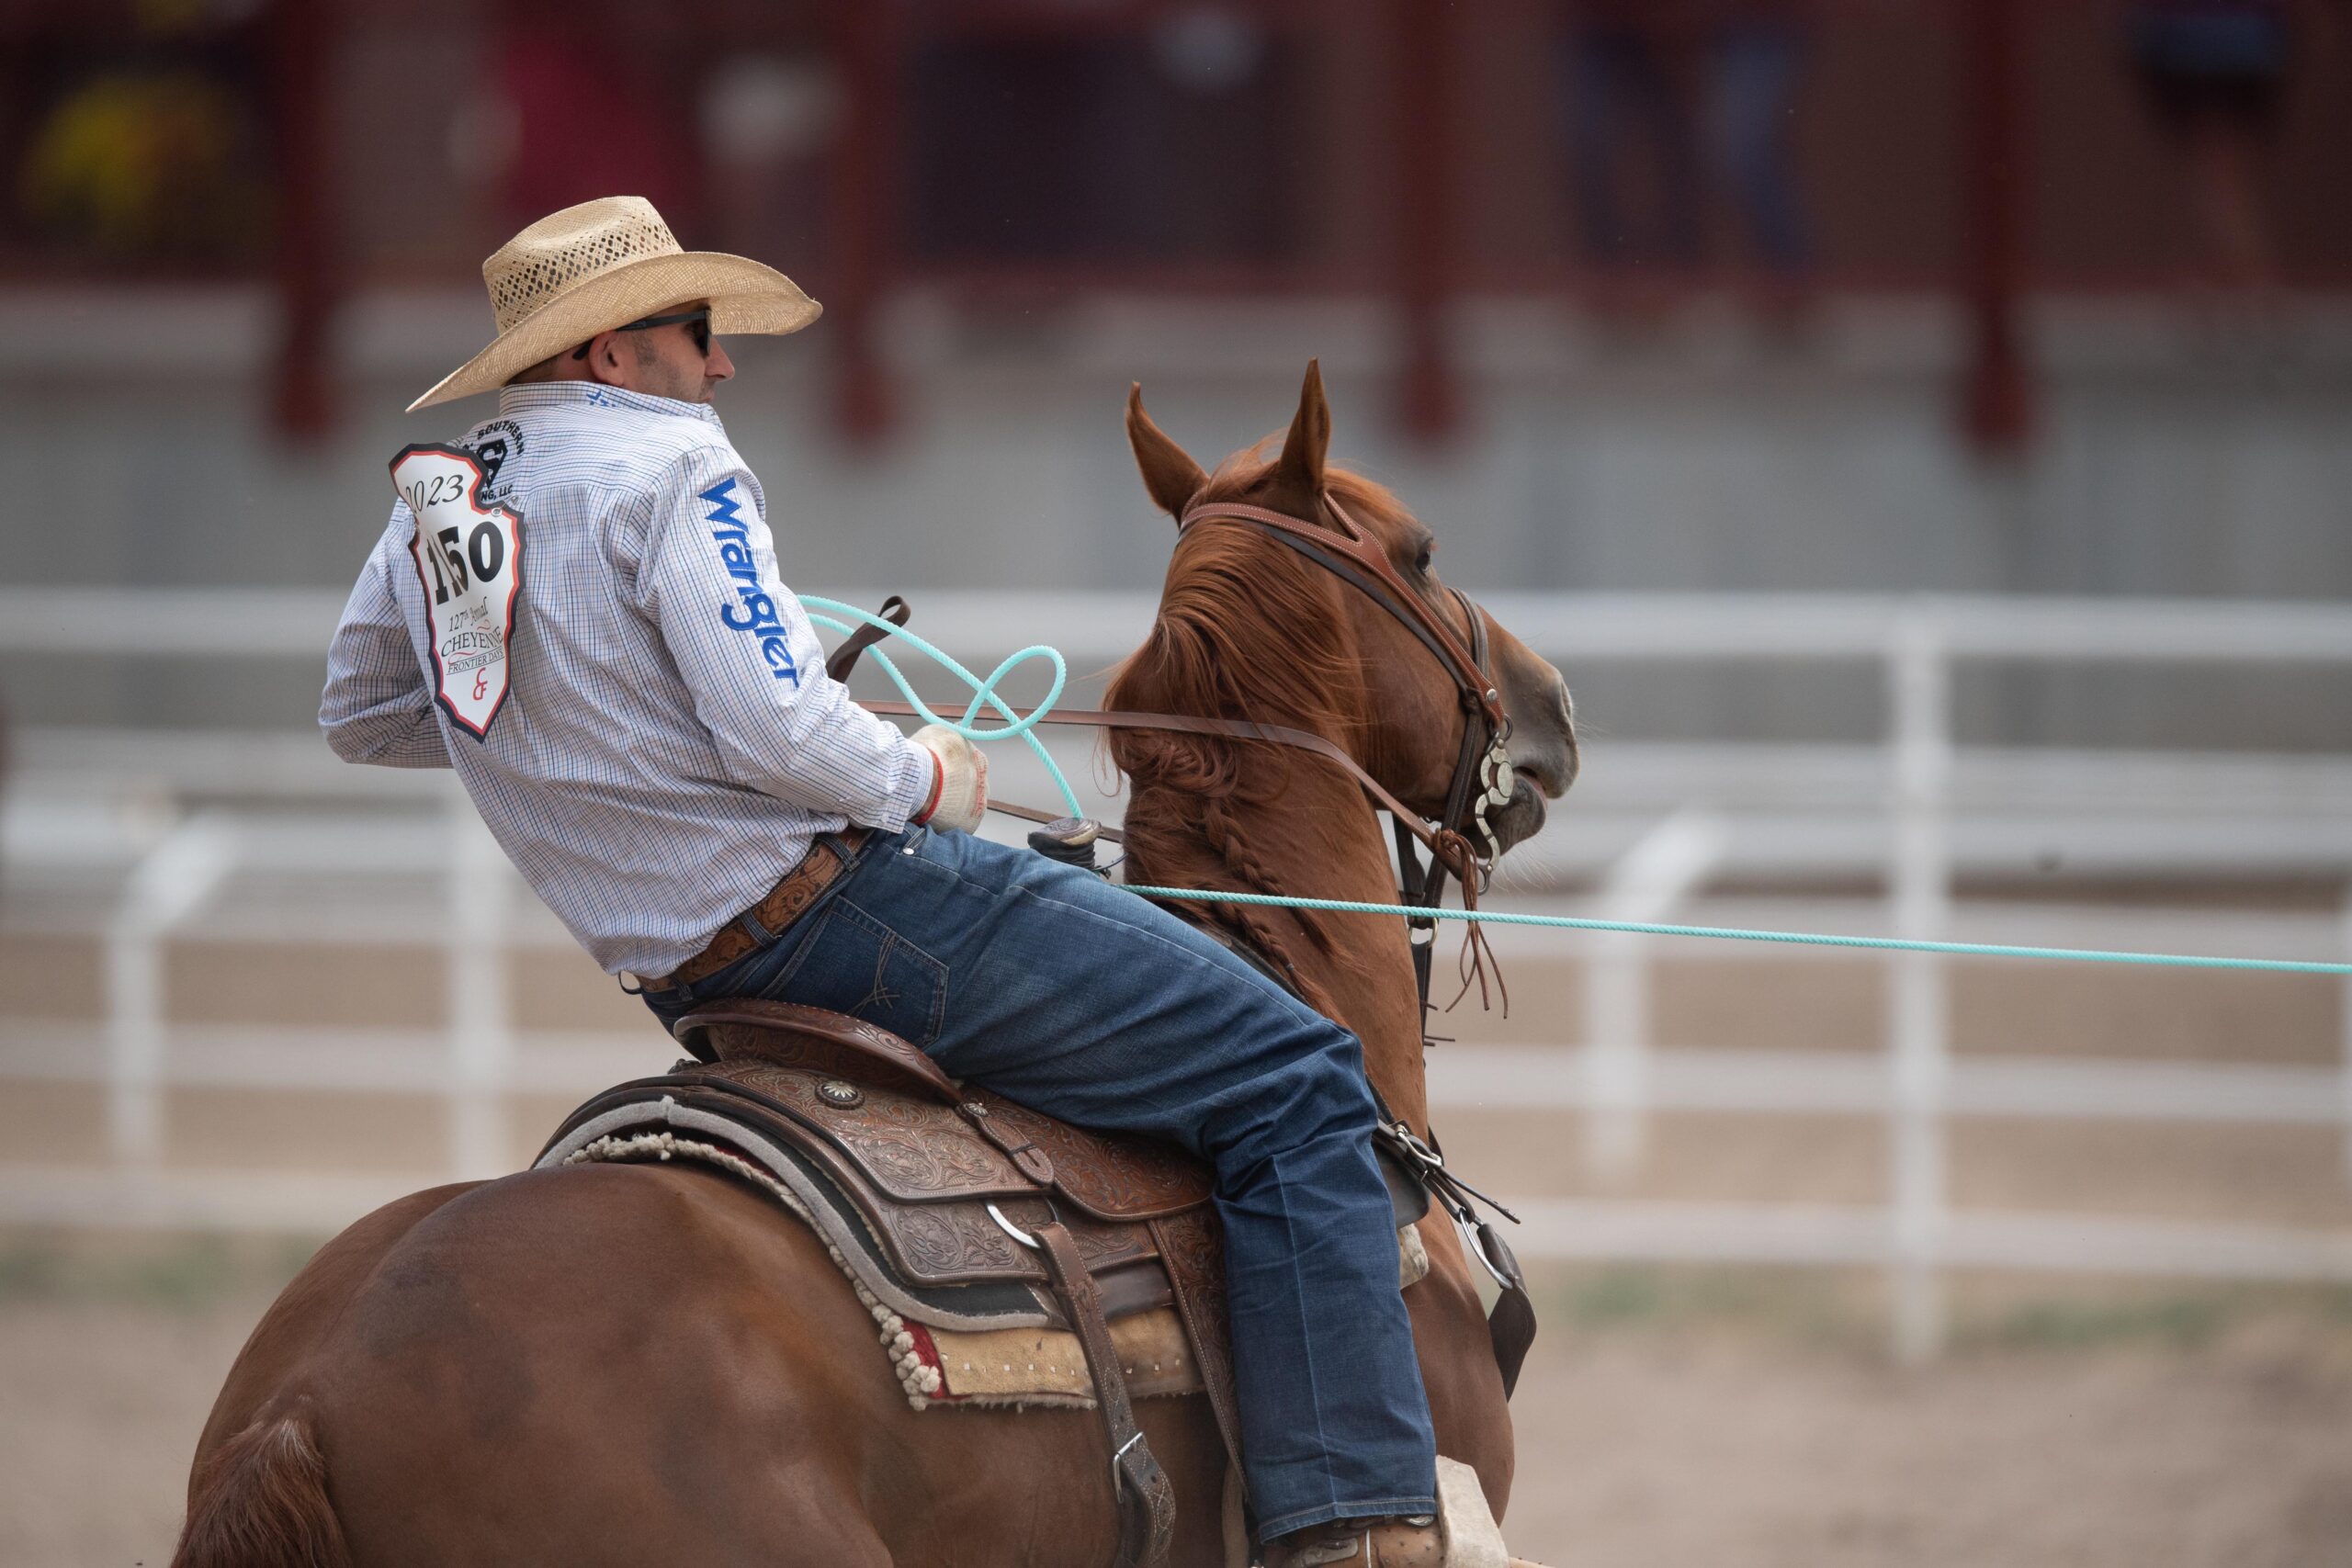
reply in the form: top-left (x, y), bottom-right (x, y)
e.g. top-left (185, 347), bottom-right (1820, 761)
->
top-left (1125, 758), bottom-right (1395, 1028)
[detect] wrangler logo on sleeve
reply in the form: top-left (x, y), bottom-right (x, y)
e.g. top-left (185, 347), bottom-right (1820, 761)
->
top-left (391, 443), bottom-right (525, 739)
top-left (700, 475), bottom-right (798, 685)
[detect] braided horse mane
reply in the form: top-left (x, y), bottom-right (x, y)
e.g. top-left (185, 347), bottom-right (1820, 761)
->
top-left (1106, 447), bottom-right (1422, 1016)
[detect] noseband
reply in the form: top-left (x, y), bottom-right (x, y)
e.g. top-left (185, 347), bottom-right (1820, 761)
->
top-left (1178, 492), bottom-right (1518, 1016)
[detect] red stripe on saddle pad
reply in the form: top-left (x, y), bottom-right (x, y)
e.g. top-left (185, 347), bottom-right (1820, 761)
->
top-left (906, 1323), bottom-right (956, 1400)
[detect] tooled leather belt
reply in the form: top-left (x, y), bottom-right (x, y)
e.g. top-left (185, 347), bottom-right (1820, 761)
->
top-left (659, 827), bottom-right (870, 989)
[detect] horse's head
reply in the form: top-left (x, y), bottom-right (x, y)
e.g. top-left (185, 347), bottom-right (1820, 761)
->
top-left (1115, 361), bottom-right (1577, 858)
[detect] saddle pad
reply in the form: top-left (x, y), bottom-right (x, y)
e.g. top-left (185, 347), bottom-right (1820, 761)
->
top-left (913, 1313), bottom-right (1204, 1410)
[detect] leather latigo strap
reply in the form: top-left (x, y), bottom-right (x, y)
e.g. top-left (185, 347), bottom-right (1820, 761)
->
top-left (959, 1100), bottom-right (1056, 1186)
top-left (1035, 1222), bottom-right (1177, 1568)
top-left (823, 594), bottom-right (910, 682)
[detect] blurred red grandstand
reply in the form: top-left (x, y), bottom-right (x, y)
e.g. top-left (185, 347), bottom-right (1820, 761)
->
top-left (5, 0), bottom-right (2348, 445)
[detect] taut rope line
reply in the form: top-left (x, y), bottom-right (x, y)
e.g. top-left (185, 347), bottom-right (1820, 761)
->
top-left (803, 597), bottom-right (2352, 979)
top-left (1119, 887), bottom-right (2352, 977)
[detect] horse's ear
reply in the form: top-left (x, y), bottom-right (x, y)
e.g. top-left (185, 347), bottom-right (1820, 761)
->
top-left (1264, 358), bottom-right (1329, 516)
top-left (1125, 383), bottom-right (1207, 521)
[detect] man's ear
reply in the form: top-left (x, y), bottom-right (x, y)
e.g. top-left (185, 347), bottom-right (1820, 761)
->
top-left (585, 331), bottom-right (632, 389)
top-left (1261, 359), bottom-right (1329, 518)
top-left (1125, 383), bottom-right (1207, 520)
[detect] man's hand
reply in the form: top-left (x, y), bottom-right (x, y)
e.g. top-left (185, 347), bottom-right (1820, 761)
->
top-left (911, 724), bottom-right (989, 833)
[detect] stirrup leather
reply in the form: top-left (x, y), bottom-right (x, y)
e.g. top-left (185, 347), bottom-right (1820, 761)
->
top-left (1033, 1220), bottom-right (1176, 1568)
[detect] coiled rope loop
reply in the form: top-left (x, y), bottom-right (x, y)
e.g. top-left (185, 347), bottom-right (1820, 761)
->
top-left (797, 595), bottom-right (1083, 818)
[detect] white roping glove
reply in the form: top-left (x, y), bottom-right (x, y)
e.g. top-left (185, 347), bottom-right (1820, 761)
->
top-left (910, 723), bottom-right (989, 833)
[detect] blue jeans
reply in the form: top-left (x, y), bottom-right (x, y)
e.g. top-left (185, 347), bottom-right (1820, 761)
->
top-left (640, 825), bottom-right (1438, 1537)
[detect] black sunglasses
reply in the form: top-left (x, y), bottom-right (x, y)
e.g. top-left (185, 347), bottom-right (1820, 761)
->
top-left (571, 308), bottom-right (712, 360)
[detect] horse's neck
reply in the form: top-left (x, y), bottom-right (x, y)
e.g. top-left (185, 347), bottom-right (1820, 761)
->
top-left (1126, 760), bottom-right (1434, 1134)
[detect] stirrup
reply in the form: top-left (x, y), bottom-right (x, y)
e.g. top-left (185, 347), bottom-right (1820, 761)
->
top-left (1262, 1459), bottom-right (1521, 1568)
top-left (1263, 1517), bottom-right (1441, 1568)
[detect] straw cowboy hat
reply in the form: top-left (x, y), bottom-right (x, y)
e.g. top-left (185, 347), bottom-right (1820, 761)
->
top-left (408, 195), bottom-right (820, 412)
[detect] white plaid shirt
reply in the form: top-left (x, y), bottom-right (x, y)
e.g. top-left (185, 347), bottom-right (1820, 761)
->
top-left (322, 383), bottom-right (933, 976)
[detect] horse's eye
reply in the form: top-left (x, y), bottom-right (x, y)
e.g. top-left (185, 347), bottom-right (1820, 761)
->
top-left (1413, 547), bottom-right (1433, 575)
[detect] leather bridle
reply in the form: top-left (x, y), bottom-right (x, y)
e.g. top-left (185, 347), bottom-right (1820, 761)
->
top-left (860, 489), bottom-right (1520, 1020)
top-left (1174, 491), bottom-right (1518, 1017)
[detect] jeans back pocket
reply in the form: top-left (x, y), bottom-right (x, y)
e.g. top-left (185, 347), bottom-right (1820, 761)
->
top-left (767, 896), bottom-right (950, 1050)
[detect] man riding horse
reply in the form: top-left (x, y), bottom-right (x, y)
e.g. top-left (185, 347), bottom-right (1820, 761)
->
top-left (322, 197), bottom-right (1506, 1566)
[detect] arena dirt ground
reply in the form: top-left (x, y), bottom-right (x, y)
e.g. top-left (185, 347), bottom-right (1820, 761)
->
top-left (4, 1235), bottom-right (2348, 1568)
top-left (6, 926), bottom-right (2346, 1563)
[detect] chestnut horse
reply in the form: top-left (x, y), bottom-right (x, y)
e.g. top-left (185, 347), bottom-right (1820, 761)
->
top-left (175, 365), bottom-right (1577, 1568)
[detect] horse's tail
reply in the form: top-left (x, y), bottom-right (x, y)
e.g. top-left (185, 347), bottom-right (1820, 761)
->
top-left (172, 1404), bottom-right (351, 1568)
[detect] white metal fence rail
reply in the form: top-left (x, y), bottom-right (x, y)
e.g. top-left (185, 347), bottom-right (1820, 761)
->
top-left (5, 588), bottom-right (2351, 1359)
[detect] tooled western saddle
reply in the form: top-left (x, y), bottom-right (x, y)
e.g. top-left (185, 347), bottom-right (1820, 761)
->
top-left (537, 999), bottom-right (1529, 1568)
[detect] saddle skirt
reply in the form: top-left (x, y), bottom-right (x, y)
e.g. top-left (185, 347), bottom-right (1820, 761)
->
top-left (537, 1000), bottom-right (1330, 1420)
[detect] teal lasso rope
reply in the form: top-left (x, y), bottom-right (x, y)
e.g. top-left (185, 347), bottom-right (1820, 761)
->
top-left (798, 595), bottom-right (1084, 818)
top-left (1120, 886), bottom-right (2352, 976)
top-left (802, 600), bottom-right (2351, 977)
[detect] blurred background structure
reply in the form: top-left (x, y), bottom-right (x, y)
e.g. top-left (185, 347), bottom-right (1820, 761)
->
top-left (3, 2), bottom-right (2350, 1564)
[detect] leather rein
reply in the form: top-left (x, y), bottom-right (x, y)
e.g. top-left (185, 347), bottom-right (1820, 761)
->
top-left (860, 489), bottom-right (1518, 1020)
